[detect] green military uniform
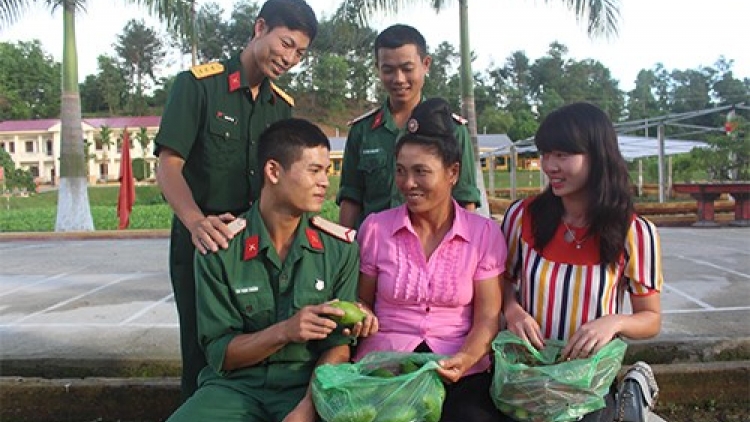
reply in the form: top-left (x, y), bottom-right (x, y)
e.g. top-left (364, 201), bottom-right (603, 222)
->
top-left (337, 98), bottom-right (481, 229)
top-left (153, 53), bottom-right (294, 399)
top-left (167, 202), bottom-right (359, 422)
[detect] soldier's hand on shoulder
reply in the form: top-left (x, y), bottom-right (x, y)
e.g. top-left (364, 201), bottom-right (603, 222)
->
top-left (189, 213), bottom-right (241, 254)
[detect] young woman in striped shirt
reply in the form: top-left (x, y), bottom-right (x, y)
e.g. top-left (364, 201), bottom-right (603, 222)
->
top-left (501, 102), bottom-right (663, 421)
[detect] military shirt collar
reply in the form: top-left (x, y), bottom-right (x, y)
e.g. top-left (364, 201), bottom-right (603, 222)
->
top-left (380, 95), bottom-right (428, 133)
top-left (225, 54), bottom-right (248, 92)
top-left (225, 53), bottom-right (274, 103)
top-left (243, 202), bottom-right (324, 262)
top-left (389, 199), bottom-right (470, 242)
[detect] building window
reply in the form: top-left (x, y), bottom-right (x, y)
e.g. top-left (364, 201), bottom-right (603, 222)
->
top-left (25, 141), bottom-right (34, 153)
top-left (46, 140), bottom-right (53, 156)
top-left (0, 142), bottom-right (5, 152)
top-left (99, 163), bottom-right (108, 181)
top-left (7, 141), bottom-right (14, 154)
top-left (95, 139), bottom-right (103, 150)
top-left (29, 165), bottom-right (39, 178)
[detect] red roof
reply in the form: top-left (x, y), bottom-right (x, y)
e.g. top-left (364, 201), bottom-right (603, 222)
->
top-left (85, 116), bottom-right (161, 129)
top-left (0, 116), bottom-right (162, 132)
top-left (0, 119), bottom-right (60, 132)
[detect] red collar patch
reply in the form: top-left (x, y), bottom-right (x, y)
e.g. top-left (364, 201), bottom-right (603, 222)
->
top-left (243, 235), bottom-right (259, 260)
top-left (228, 71), bottom-right (241, 92)
top-left (306, 228), bottom-right (323, 251)
top-left (371, 110), bottom-right (384, 129)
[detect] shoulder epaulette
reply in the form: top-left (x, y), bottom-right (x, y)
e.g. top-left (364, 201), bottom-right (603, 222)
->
top-left (310, 215), bottom-right (356, 243)
top-left (270, 82), bottom-right (295, 107)
top-left (226, 218), bottom-right (247, 236)
top-left (190, 62), bottom-right (225, 79)
top-left (347, 107), bottom-right (381, 126)
top-left (451, 113), bottom-right (468, 125)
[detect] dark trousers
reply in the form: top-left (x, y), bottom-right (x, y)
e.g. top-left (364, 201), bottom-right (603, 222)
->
top-left (441, 371), bottom-right (515, 422)
top-left (412, 342), bottom-right (514, 422)
top-left (169, 218), bottom-right (207, 401)
top-left (579, 387), bottom-right (617, 422)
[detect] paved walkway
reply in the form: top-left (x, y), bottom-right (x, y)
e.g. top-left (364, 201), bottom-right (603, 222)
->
top-left (0, 227), bottom-right (749, 364)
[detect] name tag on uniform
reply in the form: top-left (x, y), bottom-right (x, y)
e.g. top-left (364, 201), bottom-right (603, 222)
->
top-left (362, 148), bottom-right (381, 155)
top-left (235, 286), bottom-right (259, 295)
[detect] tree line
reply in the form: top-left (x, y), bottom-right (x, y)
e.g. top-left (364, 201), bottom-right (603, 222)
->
top-left (1, 0), bottom-right (749, 186)
top-left (1, 1), bottom-right (747, 135)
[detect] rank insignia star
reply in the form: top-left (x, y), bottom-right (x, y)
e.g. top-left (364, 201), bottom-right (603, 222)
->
top-left (243, 235), bottom-right (259, 260)
top-left (228, 71), bottom-right (241, 92)
top-left (306, 228), bottom-right (323, 250)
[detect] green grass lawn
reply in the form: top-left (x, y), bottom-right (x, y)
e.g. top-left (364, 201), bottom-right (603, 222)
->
top-left (0, 183), bottom-right (341, 233)
top-left (0, 171), bottom-right (670, 232)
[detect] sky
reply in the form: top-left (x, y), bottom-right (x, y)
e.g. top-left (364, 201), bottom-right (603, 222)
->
top-left (0, 0), bottom-right (748, 92)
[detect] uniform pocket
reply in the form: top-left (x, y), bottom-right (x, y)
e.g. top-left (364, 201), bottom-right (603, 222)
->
top-left (205, 113), bottom-right (243, 170)
top-left (357, 152), bottom-right (386, 173)
top-left (207, 114), bottom-right (241, 141)
top-left (235, 287), bottom-right (274, 332)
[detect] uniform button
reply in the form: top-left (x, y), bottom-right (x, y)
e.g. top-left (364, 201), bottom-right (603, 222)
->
top-left (246, 305), bottom-right (253, 312)
top-left (248, 170), bottom-right (255, 176)
top-left (225, 132), bottom-right (230, 138)
top-left (280, 274), bottom-right (288, 282)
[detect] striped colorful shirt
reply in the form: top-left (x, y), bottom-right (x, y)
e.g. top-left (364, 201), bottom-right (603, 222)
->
top-left (501, 198), bottom-right (663, 341)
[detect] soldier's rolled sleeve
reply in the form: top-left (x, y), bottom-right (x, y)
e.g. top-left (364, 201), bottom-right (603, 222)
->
top-left (336, 127), bottom-right (365, 205)
top-left (194, 251), bottom-right (240, 377)
top-left (452, 125), bottom-right (481, 206)
top-left (153, 72), bottom-right (204, 159)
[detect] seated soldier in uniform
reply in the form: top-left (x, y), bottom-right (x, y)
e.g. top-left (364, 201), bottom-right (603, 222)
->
top-left (167, 118), bottom-right (361, 422)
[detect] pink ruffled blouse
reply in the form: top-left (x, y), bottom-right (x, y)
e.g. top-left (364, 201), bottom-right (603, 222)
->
top-left (354, 201), bottom-right (506, 375)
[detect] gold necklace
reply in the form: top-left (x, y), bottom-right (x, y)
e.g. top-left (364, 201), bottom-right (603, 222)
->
top-left (562, 221), bottom-right (588, 249)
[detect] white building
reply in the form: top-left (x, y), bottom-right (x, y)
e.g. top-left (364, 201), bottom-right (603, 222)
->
top-left (0, 116), bottom-right (161, 184)
top-left (1, 116), bottom-right (520, 185)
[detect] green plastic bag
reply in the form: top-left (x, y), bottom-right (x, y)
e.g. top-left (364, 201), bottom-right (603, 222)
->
top-left (491, 331), bottom-right (627, 422)
top-left (312, 351), bottom-right (447, 422)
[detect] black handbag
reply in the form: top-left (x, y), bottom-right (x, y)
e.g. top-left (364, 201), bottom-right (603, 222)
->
top-left (614, 361), bottom-right (659, 422)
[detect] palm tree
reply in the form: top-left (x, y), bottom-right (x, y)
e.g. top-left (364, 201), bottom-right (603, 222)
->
top-left (348, 0), bottom-right (621, 215)
top-left (0, 0), bottom-right (180, 231)
top-left (97, 125), bottom-right (114, 181)
top-left (135, 126), bottom-right (151, 178)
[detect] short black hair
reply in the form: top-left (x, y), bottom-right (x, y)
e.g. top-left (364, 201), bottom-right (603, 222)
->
top-left (374, 24), bottom-right (428, 62)
top-left (257, 0), bottom-right (318, 41)
top-left (258, 118), bottom-right (330, 178)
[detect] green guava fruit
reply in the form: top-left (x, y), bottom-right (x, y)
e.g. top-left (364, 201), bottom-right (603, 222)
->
top-left (328, 301), bottom-right (367, 326)
top-left (331, 405), bottom-right (378, 422)
top-left (375, 406), bottom-right (417, 422)
top-left (368, 367), bottom-right (396, 378)
top-left (399, 360), bottom-right (420, 374)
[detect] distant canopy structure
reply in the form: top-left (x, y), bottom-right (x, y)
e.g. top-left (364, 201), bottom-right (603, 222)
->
top-left (482, 103), bottom-right (749, 202)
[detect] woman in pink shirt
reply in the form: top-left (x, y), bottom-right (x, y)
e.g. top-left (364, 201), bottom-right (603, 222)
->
top-left (354, 98), bottom-right (510, 422)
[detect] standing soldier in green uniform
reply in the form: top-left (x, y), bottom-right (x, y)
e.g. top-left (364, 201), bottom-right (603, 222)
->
top-left (337, 24), bottom-right (480, 229)
top-left (154, 0), bottom-right (318, 400)
top-left (166, 118), bottom-right (359, 422)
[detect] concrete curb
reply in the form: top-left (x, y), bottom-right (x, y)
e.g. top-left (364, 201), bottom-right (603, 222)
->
top-left (1, 361), bottom-right (748, 422)
top-left (0, 229), bottom-right (170, 242)
top-left (4, 338), bottom-right (749, 378)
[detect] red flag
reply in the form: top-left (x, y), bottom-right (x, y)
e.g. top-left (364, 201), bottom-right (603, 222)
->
top-left (117, 129), bottom-right (136, 229)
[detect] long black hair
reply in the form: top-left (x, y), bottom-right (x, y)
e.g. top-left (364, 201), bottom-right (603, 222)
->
top-left (528, 102), bottom-right (634, 265)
